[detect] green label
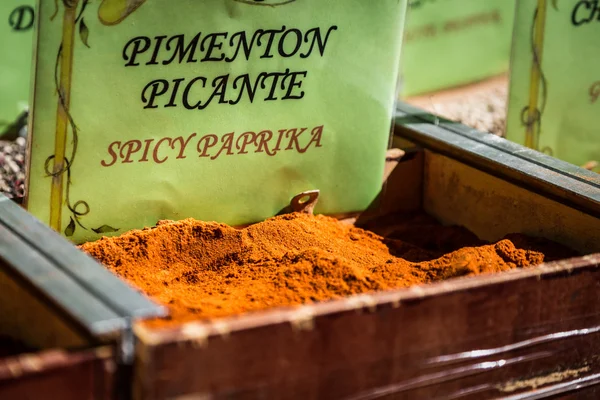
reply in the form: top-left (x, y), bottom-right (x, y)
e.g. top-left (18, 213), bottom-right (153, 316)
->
top-left (27, 0), bottom-right (406, 243)
top-left (506, 0), bottom-right (600, 172)
top-left (401, 0), bottom-right (515, 97)
top-left (0, 1), bottom-right (35, 127)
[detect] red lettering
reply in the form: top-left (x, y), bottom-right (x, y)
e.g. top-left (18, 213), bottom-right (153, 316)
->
top-left (153, 138), bottom-right (172, 164)
top-left (236, 131), bottom-right (256, 154)
top-left (302, 125), bottom-right (323, 151)
top-left (197, 134), bottom-right (218, 157)
top-left (211, 132), bottom-right (235, 160)
top-left (101, 141), bottom-right (121, 167)
top-left (120, 140), bottom-right (142, 163)
top-left (285, 127), bottom-right (307, 151)
top-left (171, 133), bottom-right (197, 159)
top-left (254, 130), bottom-right (275, 155)
top-left (139, 139), bottom-right (154, 162)
top-left (272, 129), bottom-right (287, 152)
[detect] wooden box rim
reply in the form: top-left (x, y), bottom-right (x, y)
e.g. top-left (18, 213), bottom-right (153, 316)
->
top-left (135, 253), bottom-right (600, 344)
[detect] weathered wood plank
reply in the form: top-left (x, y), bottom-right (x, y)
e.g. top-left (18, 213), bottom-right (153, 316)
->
top-left (0, 347), bottom-right (115, 400)
top-left (394, 102), bottom-right (600, 219)
top-left (133, 254), bottom-right (600, 399)
top-left (0, 195), bottom-right (167, 322)
top-left (422, 152), bottom-right (600, 255)
top-left (0, 222), bottom-right (122, 344)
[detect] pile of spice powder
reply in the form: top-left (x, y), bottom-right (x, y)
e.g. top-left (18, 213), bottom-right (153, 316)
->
top-left (80, 212), bottom-right (577, 328)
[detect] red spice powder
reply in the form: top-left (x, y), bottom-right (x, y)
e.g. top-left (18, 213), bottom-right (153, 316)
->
top-left (80, 212), bottom-right (576, 328)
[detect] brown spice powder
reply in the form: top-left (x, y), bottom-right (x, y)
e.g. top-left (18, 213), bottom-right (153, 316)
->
top-left (80, 213), bottom-right (576, 328)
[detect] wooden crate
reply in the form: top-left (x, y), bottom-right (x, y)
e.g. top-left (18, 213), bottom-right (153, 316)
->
top-left (131, 103), bottom-right (600, 399)
top-left (0, 347), bottom-right (115, 400)
top-left (0, 196), bottom-right (166, 399)
top-left (3, 102), bottom-right (597, 398)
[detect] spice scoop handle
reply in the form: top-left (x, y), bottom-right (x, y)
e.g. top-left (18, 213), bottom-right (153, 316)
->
top-left (290, 190), bottom-right (320, 214)
top-left (277, 190), bottom-right (320, 216)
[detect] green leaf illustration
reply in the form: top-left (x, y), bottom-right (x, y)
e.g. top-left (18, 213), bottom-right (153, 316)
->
top-left (92, 225), bottom-right (120, 234)
top-left (65, 217), bottom-right (76, 236)
top-left (79, 18), bottom-right (90, 48)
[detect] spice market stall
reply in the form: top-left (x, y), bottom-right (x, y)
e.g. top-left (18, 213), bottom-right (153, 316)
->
top-left (3, 0), bottom-right (599, 399)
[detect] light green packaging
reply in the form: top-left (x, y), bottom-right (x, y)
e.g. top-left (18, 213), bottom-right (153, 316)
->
top-left (26, 0), bottom-right (407, 244)
top-left (401, 0), bottom-right (515, 97)
top-left (0, 1), bottom-right (35, 128)
top-left (506, 0), bottom-right (600, 173)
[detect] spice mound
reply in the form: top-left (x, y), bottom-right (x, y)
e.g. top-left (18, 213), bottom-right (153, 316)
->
top-left (81, 213), bottom-right (574, 327)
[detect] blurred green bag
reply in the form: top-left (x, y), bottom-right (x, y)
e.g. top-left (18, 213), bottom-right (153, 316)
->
top-left (401, 0), bottom-right (515, 97)
top-left (506, 0), bottom-right (600, 173)
top-left (0, 1), bottom-right (34, 132)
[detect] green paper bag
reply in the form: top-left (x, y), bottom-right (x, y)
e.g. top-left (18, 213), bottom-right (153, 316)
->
top-left (506, 0), bottom-right (600, 173)
top-left (26, 0), bottom-right (407, 244)
top-left (401, 0), bottom-right (515, 97)
top-left (0, 1), bottom-right (35, 129)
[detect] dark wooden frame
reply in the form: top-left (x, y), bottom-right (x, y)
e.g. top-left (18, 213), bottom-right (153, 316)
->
top-left (134, 254), bottom-right (600, 400)
top-left (0, 347), bottom-right (116, 400)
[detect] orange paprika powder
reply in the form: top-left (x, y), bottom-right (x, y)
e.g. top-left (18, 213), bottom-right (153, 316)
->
top-left (80, 212), bottom-right (576, 328)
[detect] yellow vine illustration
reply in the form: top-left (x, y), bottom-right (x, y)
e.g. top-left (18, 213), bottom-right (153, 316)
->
top-left (47, 0), bottom-right (147, 236)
